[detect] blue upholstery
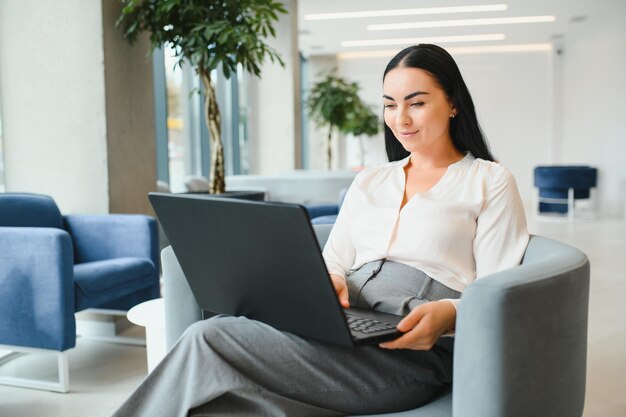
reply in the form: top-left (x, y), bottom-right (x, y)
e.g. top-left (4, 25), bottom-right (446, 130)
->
top-left (0, 193), bottom-right (64, 228)
top-left (0, 193), bottom-right (160, 352)
top-left (534, 166), bottom-right (597, 213)
top-left (306, 188), bottom-right (348, 225)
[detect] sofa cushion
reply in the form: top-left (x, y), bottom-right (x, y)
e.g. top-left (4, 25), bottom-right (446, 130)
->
top-left (74, 257), bottom-right (156, 311)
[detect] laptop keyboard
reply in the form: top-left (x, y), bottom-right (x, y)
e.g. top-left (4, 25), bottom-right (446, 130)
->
top-left (345, 314), bottom-right (397, 334)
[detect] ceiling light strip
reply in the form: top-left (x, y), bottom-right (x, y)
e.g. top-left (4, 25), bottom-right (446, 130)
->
top-left (341, 34), bottom-right (505, 48)
top-left (305, 4), bottom-right (508, 21)
top-left (368, 15), bottom-right (556, 31)
top-left (337, 43), bottom-right (553, 60)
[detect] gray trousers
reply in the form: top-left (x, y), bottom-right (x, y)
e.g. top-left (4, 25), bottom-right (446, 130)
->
top-left (113, 260), bottom-right (461, 417)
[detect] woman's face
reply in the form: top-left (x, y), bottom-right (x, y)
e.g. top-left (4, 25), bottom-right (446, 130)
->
top-left (383, 66), bottom-right (456, 154)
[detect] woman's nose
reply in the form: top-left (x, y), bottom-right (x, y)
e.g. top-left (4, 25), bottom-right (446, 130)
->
top-left (397, 108), bottom-right (411, 126)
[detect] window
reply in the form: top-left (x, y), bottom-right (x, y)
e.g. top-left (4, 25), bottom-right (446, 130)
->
top-left (156, 45), bottom-right (249, 192)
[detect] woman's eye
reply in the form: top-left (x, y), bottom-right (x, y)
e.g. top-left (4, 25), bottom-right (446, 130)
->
top-left (410, 102), bottom-right (425, 107)
top-left (383, 104), bottom-right (396, 109)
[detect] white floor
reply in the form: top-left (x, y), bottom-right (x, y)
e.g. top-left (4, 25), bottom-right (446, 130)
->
top-left (1, 215), bottom-right (625, 417)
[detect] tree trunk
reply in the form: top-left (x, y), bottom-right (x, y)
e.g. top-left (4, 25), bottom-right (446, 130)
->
top-left (326, 125), bottom-right (333, 170)
top-left (199, 68), bottom-right (225, 194)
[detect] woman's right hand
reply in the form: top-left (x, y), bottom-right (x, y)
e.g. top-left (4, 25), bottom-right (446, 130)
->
top-left (330, 274), bottom-right (350, 308)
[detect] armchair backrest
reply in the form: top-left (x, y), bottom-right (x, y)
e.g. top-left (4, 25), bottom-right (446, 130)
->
top-left (454, 235), bottom-right (589, 417)
top-left (0, 193), bottom-right (64, 229)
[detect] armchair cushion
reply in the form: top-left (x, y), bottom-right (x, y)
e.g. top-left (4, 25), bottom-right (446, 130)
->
top-left (65, 214), bottom-right (158, 264)
top-left (74, 258), bottom-right (157, 311)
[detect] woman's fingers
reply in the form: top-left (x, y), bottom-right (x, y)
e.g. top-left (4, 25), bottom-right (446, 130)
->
top-left (379, 301), bottom-right (457, 350)
top-left (379, 318), bottom-right (437, 350)
top-left (330, 274), bottom-right (350, 308)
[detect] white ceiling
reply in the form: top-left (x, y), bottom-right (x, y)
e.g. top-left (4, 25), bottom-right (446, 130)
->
top-left (298, 0), bottom-right (602, 57)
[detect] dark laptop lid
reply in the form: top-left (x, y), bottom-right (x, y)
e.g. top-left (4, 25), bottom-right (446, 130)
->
top-left (149, 192), bottom-right (355, 347)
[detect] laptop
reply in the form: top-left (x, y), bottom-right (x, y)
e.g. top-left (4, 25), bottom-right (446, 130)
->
top-left (149, 192), bottom-right (404, 348)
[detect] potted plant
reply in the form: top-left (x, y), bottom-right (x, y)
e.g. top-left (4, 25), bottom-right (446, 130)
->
top-left (117, 0), bottom-right (287, 194)
top-left (307, 72), bottom-right (380, 169)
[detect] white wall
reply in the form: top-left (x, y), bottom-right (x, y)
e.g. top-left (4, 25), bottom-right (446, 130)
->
top-left (247, 0), bottom-right (301, 175)
top-left (454, 52), bottom-right (553, 201)
top-left (0, 0), bottom-right (109, 213)
top-left (560, 0), bottom-right (626, 217)
top-left (0, 0), bottom-right (157, 214)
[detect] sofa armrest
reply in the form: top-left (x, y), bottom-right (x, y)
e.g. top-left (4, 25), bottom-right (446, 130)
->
top-left (0, 227), bottom-right (76, 351)
top-left (453, 236), bottom-right (589, 417)
top-left (64, 214), bottom-right (158, 267)
top-left (162, 246), bottom-right (202, 350)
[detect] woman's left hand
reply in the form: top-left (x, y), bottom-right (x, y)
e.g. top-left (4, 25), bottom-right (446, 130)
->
top-left (379, 300), bottom-right (456, 351)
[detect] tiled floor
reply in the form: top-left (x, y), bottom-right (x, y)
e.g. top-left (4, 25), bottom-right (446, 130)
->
top-left (1, 215), bottom-right (625, 417)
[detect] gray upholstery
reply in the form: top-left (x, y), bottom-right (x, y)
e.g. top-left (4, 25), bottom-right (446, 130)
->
top-left (162, 224), bottom-right (589, 417)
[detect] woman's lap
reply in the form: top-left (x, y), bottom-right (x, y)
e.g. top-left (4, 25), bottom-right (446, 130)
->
top-left (113, 315), bottom-right (453, 417)
top-left (183, 315), bottom-right (452, 415)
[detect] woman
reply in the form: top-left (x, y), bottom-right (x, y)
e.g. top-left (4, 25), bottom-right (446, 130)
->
top-left (113, 44), bottom-right (529, 417)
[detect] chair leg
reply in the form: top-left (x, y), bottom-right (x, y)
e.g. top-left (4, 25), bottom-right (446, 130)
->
top-left (0, 347), bottom-right (69, 393)
top-left (568, 188), bottom-right (575, 221)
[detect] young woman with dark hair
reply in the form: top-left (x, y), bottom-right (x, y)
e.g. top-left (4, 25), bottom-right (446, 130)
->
top-left (113, 44), bottom-right (528, 417)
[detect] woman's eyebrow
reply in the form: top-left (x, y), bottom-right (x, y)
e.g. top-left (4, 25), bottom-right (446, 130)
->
top-left (383, 91), bottom-right (429, 101)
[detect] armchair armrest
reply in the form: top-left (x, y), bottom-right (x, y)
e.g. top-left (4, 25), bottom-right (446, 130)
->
top-left (0, 227), bottom-right (76, 351)
top-left (453, 236), bottom-right (589, 417)
top-left (64, 214), bottom-right (158, 266)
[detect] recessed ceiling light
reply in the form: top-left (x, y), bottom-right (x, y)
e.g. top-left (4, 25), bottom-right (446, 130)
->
top-left (304, 4), bottom-right (508, 21)
top-left (341, 34), bottom-right (506, 48)
top-left (368, 16), bottom-right (556, 31)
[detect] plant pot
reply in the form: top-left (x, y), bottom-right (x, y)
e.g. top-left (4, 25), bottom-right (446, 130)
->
top-left (183, 190), bottom-right (265, 201)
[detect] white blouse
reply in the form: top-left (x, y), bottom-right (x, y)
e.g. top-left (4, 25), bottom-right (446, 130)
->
top-left (322, 153), bottom-right (529, 304)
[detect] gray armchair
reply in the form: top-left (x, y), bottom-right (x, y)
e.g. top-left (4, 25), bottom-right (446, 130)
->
top-left (162, 224), bottom-right (589, 417)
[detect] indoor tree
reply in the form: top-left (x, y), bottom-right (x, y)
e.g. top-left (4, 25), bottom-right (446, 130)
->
top-left (117, 0), bottom-right (287, 193)
top-left (307, 72), bottom-right (380, 169)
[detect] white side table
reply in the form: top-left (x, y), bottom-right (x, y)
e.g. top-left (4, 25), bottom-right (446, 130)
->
top-left (127, 298), bottom-right (166, 373)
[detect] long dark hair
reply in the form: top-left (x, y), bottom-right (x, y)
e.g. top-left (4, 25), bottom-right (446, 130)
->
top-left (383, 44), bottom-right (494, 162)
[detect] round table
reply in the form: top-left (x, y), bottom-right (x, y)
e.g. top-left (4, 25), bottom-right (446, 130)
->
top-left (127, 298), bottom-right (166, 373)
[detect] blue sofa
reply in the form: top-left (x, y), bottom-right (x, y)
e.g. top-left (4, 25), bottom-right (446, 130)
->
top-left (162, 224), bottom-right (590, 417)
top-left (0, 193), bottom-right (160, 392)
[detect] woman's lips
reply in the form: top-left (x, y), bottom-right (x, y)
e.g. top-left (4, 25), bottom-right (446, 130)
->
top-left (399, 130), bottom-right (419, 137)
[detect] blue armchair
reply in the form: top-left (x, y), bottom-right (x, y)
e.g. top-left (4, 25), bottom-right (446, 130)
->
top-left (306, 188), bottom-right (348, 225)
top-left (534, 165), bottom-right (597, 219)
top-left (0, 193), bottom-right (159, 392)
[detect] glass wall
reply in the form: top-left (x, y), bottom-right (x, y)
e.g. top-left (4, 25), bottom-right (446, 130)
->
top-left (159, 46), bottom-right (249, 192)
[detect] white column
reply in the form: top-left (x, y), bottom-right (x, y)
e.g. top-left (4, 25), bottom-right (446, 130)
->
top-left (0, 0), bottom-right (156, 214)
top-left (246, 0), bottom-right (301, 175)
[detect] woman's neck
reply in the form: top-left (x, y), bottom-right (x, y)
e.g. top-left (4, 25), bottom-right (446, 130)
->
top-left (408, 142), bottom-right (464, 170)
